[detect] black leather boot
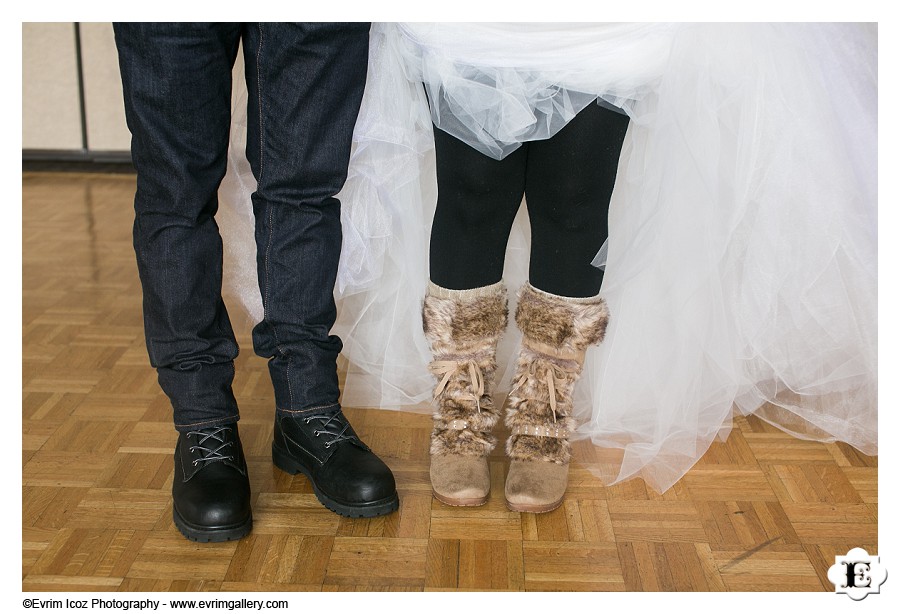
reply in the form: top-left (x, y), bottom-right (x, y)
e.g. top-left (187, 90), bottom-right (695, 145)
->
top-left (172, 423), bottom-right (252, 542)
top-left (272, 409), bottom-right (399, 517)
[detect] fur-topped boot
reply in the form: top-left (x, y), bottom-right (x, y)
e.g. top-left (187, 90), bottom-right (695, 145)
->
top-left (504, 282), bottom-right (609, 513)
top-left (423, 280), bottom-right (508, 506)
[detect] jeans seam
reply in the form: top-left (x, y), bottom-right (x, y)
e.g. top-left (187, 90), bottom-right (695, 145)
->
top-left (255, 23), bottom-right (265, 185)
top-left (175, 414), bottom-right (240, 429)
top-left (255, 24), bottom-right (296, 411)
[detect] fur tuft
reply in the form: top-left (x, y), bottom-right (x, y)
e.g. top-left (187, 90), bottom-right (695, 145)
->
top-left (505, 433), bottom-right (570, 464)
top-left (432, 427), bottom-right (496, 457)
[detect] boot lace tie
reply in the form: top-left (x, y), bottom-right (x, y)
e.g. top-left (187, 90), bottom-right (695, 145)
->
top-left (430, 359), bottom-right (486, 413)
top-left (303, 411), bottom-right (359, 449)
top-left (511, 361), bottom-right (571, 424)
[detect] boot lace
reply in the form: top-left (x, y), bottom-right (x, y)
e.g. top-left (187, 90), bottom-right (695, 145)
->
top-left (510, 362), bottom-right (571, 424)
top-left (187, 425), bottom-right (235, 466)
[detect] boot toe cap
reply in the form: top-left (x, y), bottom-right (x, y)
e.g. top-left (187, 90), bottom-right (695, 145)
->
top-left (320, 445), bottom-right (398, 504)
top-left (430, 455), bottom-right (491, 505)
top-left (505, 459), bottom-right (568, 513)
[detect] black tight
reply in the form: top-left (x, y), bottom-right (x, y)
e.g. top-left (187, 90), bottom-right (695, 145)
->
top-left (429, 101), bottom-right (629, 297)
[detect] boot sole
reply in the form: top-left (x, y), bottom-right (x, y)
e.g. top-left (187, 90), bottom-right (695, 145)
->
top-left (172, 507), bottom-right (252, 543)
top-left (505, 497), bottom-right (564, 514)
top-left (272, 444), bottom-right (399, 518)
top-left (432, 490), bottom-right (489, 507)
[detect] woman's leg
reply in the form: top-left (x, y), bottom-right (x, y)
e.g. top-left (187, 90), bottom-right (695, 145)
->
top-left (504, 102), bottom-right (628, 513)
top-left (429, 126), bottom-right (527, 289)
top-left (425, 127), bottom-right (526, 505)
top-left (524, 102), bottom-right (630, 297)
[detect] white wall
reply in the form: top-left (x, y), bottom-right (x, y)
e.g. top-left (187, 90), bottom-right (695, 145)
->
top-left (81, 23), bottom-right (130, 152)
top-left (23, 22), bottom-right (130, 153)
top-left (22, 22), bottom-right (84, 150)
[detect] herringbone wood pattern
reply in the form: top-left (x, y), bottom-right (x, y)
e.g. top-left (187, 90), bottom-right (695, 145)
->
top-left (22, 172), bottom-right (878, 592)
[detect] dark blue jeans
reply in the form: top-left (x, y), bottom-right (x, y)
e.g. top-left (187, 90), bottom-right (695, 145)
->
top-left (114, 23), bottom-right (370, 431)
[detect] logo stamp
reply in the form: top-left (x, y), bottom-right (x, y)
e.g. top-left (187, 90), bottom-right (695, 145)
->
top-left (827, 547), bottom-right (887, 600)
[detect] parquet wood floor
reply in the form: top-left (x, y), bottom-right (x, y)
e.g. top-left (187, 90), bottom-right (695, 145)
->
top-left (21, 172), bottom-right (878, 592)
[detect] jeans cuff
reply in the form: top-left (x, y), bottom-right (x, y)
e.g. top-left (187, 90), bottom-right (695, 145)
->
top-left (276, 403), bottom-right (340, 417)
top-left (174, 414), bottom-right (241, 433)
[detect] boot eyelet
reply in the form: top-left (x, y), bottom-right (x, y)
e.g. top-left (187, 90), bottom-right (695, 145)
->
top-left (314, 430), bottom-right (321, 437)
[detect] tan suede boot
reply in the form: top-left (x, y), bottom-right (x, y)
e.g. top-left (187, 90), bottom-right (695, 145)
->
top-left (504, 283), bottom-right (609, 513)
top-left (423, 281), bottom-right (508, 506)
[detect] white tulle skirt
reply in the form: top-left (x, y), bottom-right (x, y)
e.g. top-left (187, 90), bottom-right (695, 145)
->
top-left (220, 22), bottom-right (877, 493)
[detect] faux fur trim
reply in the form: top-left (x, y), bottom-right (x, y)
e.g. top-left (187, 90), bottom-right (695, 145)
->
top-left (431, 427), bottom-right (496, 457)
top-left (423, 283), bottom-right (508, 354)
top-left (431, 394), bottom-right (501, 456)
top-left (506, 433), bottom-right (570, 464)
top-left (432, 385), bottom-right (501, 433)
top-left (515, 283), bottom-right (609, 355)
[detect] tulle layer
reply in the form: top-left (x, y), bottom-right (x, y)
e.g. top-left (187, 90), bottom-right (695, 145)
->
top-left (220, 23), bottom-right (877, 493)
top-left (394, 23), bottom-right (678, 158)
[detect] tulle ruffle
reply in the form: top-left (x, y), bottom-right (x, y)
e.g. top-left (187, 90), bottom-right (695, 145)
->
top-left (220, 23), bottom-right (877, 493)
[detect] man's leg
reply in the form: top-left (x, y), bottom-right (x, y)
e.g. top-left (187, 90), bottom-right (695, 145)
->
top-left (241, 23), bottom-right (398, 517)
top-left (114, 22), bottom-right (252, 541)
